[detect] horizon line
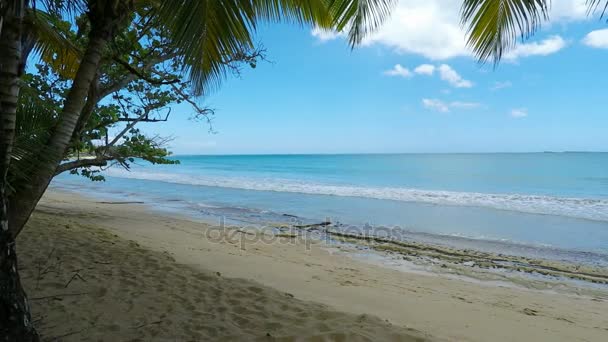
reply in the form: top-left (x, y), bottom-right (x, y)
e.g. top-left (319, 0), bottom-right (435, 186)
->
top-left (170, 151), bottom-right (608, 157)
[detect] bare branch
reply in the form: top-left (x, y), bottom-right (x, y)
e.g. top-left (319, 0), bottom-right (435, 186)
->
top-left (168, 83), bottom-right (214, 123)
top-left (98, 53), bottom-right (178, 99)
top-left (106, 108), bottom-right (155, 148)
top-left (113, 56), bottom-right (180, 85)
top-left (221, 45), bottom-right (269, 78)
top-left (55, 157), bottom-right (112, 175)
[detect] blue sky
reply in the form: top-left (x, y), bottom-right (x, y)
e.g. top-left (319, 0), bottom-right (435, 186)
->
top-left (146, 0), bottom-right (608, 155)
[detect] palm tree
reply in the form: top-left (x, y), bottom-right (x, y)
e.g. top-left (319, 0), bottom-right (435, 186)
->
top-left (460, 0), bottom-right (608, 64)
top-left (0, 0), bottom-right (396, 339)
top-left (0, 1), bottom-right (35, 340)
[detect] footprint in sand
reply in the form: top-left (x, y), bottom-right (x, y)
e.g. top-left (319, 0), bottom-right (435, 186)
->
top-left (522, 308), bottom-right (539, 316)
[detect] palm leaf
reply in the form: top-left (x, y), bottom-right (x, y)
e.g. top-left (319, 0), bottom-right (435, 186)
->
top-left (252, 0), bottom-right (333, 25)
top-left (23, 8), bottom-right (81, 78)
top-left (154, 0), bottom-right (395, 95)
top-left (37, 0), bottom-right (88, 19)
top-left (328, 0), bottom-right (396, 46)
top-left (154, 0), bottom-right (256, 95)
top-left (8, 89), bottom-right (58, 194)
top-left (587, 0), bottom-right (608, 17)
top-left (461, 0), bottom-right (549, 65)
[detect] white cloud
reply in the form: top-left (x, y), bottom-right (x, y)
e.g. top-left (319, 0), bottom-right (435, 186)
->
top-left (387, 63), bottom-right (471, 88)
top-left (360, 0), bottom-right (468, 60)
top-left (504, 36), bottom-right (567, 60)
top-left (438, 64), bottom-right (473, 88)
top-left (422, 98), bottom-right (481, 112)
top-left (311, 26), bottom-right (345, 41)
top-left (414, 64), bottom-right (435, 75)
top-left (491, 81), bottom-right (512, 90)
top-left (422, 98), bottom-right (450, 112)
top-left (583, 28), bottom-right (608, 49)
top-left (384, 64), bottom-right (413, 78)
top-left (510, 108), bottom-right (528, 118)
top-left (550, 0), bottom-right (588, 21)
top-left (450, 101), bottom-right (481, 109)
top-left (312, 1), bottom-right (587, 60)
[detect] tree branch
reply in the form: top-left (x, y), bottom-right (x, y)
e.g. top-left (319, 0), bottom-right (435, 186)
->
top-left (72, 76), bottom-right (99, 140)
top-left (168, 83), bottom-right (214, 123)
top-left (106, 108), bottom-right (151, 148)
top-left (55, 156), bottom-right (112, 175)
top-left (97, 51), bottom-right (179, 100)
top-left (113, 56), bottom-right (180, 85)
top-left (97, 73), bottom-right (137, 100)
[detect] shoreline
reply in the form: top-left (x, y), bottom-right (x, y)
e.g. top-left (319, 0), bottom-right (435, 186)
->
top-left (51, 184), bottom-right (608, 291)
top-left (322, 228), bottom-right (608, 290)
top-left (52, 178), bottom-right (608, 265)
top-left (22, 190), bottom-right (608, 341)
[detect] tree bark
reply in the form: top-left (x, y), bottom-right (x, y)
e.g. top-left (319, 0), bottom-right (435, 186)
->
top-left (0, 1), bottom-right (132, 339)
top-left (0, 1), bottom-right (39, 340)
top-left (8, 1), bottom-right (134, 237)
top-left (55, 156), bottom-right (111, 175)
top-left (0, 189), bottom-right (38, 341)
top-left (8, 21), bottom-right (115, 238)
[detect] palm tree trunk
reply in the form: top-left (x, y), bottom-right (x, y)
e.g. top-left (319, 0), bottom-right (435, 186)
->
top-left (0, 1), bottom-right (39, 340)
top-left (2, 1), bottom-right (131, 338)
top-left (0, 189), bottom-right (38, 341)
top-left (8, 0), bottom-right (134, 237)
top-left (8, 23), bottom-right (114, 238)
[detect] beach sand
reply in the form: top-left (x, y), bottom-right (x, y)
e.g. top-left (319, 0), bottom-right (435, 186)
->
top-left (18, 190), bottom-right (608, 341)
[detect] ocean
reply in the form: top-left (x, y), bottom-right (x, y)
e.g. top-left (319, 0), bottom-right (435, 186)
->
top-left (53, 153), bottom-right (608, 266)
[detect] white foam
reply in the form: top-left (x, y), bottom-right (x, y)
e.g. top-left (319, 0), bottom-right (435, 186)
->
top-left (103, 168), bottom-right (608, 222)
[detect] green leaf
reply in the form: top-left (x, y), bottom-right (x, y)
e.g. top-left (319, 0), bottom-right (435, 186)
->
top-left (461, 0), bottom-right (549, 65)
top-left (154, 0), bottom-right (396, 95)
top-left (24, 8), bottom-right (82, 78)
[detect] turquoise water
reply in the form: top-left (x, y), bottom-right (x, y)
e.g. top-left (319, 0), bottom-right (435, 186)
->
top-left (53, 153), bottom-right (608, 264)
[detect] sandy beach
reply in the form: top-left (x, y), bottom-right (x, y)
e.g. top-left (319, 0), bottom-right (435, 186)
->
top-left (18, 190), bottom-right (608, 341)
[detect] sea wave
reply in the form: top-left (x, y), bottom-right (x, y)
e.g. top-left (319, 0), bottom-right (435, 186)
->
top-left (104, 168), bottom-right (608, 222)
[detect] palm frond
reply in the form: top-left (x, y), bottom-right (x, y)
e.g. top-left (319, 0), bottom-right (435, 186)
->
top-left (327, 0), bottom-right (396, 46)
top-left (461, 0), bottom-right (549, 65)
top-left (8, 91), bottom-right (57, 194)
top-left (24, 8), bottom-right (81, 78)
top-left (37, 0), bottom-right (88, 19)
top-left (253, 0), bottom-right (333, 25)
top-left (155, 0), bottom-right (395, 95)
top-left (587, 0), bottom-right (608, 18)
top-left (155, 0), bottom-right (257, 95)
